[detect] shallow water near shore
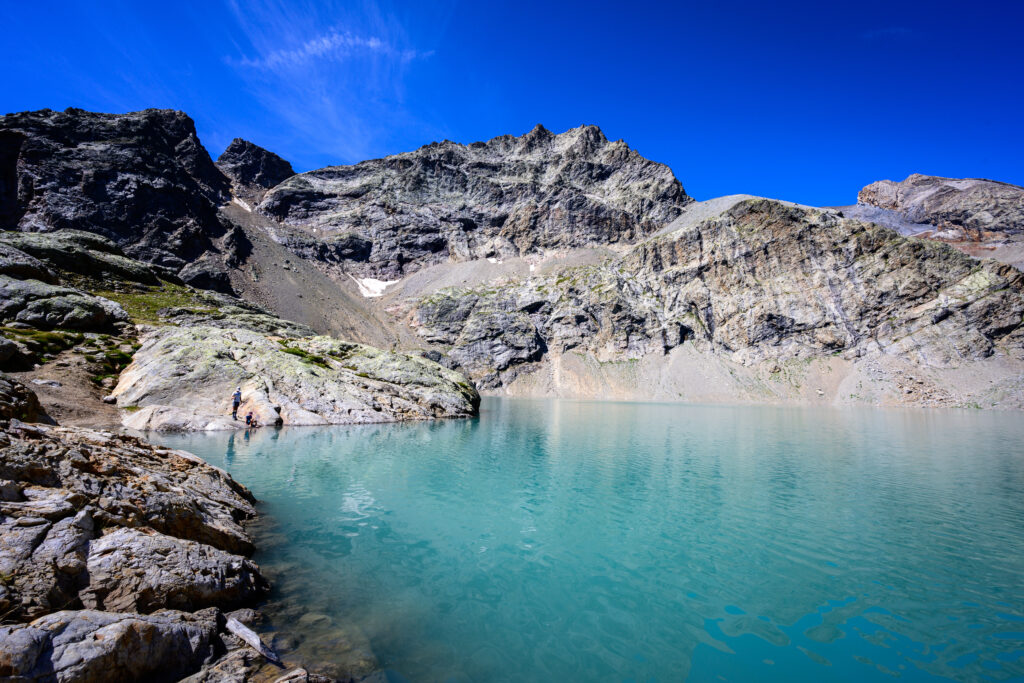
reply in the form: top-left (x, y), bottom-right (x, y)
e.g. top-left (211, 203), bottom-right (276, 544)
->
top-left (154, 398), bottom-right (1024, 681)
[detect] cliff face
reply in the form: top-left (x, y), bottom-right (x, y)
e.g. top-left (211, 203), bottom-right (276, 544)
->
top-left (257, 124), bottom-right (690, 279)
top-left (0, 108), bottom-right (243, 292)
top-left (400, 196), bottom-right (1024, 407)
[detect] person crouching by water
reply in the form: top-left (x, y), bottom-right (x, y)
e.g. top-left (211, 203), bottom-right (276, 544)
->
top-left (231, 387), bottom-right (242, 420)
top-left (245, 411), bottom-right (254, 426)
top-left (249, 414), bottom-right (259, 428)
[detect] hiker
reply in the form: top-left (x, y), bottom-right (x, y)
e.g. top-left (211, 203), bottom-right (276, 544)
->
top-left (231, 387), bottom-right (242, 419)
top-left (245, 411), bottom-right (253, 426)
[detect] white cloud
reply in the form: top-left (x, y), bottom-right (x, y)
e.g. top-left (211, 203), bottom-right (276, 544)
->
top-left (231, 28), bottom-right (429, 71)
top-left (222, 0), bottom-right (438, 164)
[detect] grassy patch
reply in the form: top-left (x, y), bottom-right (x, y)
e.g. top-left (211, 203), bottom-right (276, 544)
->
top-left (91, 281), bottom-right (216, 324)
top-left (277, 341), bottom-right (330, 368)
top-left (1, 327), bottom-right (84, 366)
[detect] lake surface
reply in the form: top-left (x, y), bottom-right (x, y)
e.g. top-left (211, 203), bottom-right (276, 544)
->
top-left (154, 399), bottom-right (1024, 682)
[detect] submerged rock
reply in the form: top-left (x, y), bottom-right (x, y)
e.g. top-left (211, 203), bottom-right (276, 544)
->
top-left (113, 325), bottom-right (480, 431)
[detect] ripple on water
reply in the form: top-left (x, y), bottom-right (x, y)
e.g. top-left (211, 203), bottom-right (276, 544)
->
top-left (154, 399), bottom-right (1024, 682)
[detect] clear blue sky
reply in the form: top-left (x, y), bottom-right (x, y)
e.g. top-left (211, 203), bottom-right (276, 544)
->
top-left (4, 0), bottom-right (1022, 205)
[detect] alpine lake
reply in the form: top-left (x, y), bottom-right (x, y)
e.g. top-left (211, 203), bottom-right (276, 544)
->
top-left (153, 398), bottom-right (1024, 682)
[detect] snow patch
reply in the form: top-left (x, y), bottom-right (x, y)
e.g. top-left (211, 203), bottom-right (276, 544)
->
top-left (348, 274), bottom-right (399, 298)
top-left (231, 197), bottom-right (253, 212)
top-left (487, 257), bottom-right (503, 264)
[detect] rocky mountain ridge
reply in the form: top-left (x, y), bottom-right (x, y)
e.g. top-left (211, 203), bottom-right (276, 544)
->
top-left (398, 196), bottom-right (1024, 407)
top-left (3, 107), bottom-right (1023, 410)
top-left (217, 137), bottom-right (295, 204)
top-left (843, 174), bottom-right (1024, 270)
top-left (256, 123), bottom-right (690, 279)
top-left (0, 108), bottom-right (245, 292)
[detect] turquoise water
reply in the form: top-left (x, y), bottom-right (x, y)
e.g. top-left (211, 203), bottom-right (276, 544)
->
top-left (155, 399), bottom-right (1024, 681)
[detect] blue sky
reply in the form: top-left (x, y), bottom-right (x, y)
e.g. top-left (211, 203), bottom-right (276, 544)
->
top-left (3, 0), bottom-right (1022, 205)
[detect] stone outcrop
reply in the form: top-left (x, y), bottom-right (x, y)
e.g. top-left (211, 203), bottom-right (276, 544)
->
top-left (0, 242), bottom-right (57, 283)
top-left (258, 124), bottom-right (690, 279)
top-left (857, 174), bottom-right (1024, 241)
top-left (0, 230), bottom-right (161, 284)
top-left (0, 275), bottom-right (128, 331)
top-left (0, 608), bottom-right (223, 682)
top-left (0, 392), bottom-right (343, 681)
top-left (403, 196), bottom-right (1024, 398)
top-left (0, 418), bottom-right (273, 680)
top-left (112, 325), bottom-right (480, 431)
top-left (217, 138), bottom-right (295, 203)
top-left (0, 420), bottom-right (260, 623)
top-left (0, 108), bottom-right (244, 293)
top-left (82, 527), bottom-right (266, 614)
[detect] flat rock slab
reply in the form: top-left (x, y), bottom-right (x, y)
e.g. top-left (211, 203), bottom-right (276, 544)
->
top-left (0, 608), bottom-right (221, 683)
top-left (83, 527), bottom-right (267, 614)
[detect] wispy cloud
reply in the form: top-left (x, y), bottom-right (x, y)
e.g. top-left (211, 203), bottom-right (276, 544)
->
top-left (861, 27), bottom-right (914, 41)
top-left (222, 0), bottom-right (441, 165)
top-left (231, 28), bottom-right (430, 71)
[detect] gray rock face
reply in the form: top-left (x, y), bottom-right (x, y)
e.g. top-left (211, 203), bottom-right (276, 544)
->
top-left (113, 325), bottom-right (480, 431)
top-left (406, 197), bottom-right (1024, 389)
top-left (216, 138), bottom-right (295, 202)
top-left (858, 174), bottom-right (1024, 241)
top-left (0, 108), bottom-right (243, 292)
top-left (259, 124), bottom-right (690, 279)
top-left (0, 608), bottom-right (221, 683)
top-left (82, 527), bottom-right (267, 614)
top-left (0, 242), bottom-right (57, 283)
top-left (0, 230), bottom-right (161, 284)
top-left (0, 275), bottom-right (129, 331)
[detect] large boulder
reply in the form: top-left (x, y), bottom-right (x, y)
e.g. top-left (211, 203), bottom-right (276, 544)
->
top-left (82, 527), bottom-right (267, 614)
top-left (0, 608), bottom-right (222, 682)
top-left (0, 242), bottom-right (57, 283)
top-left (112, 325), bottom-right (480, 431)
top-left (258, 124), bottom-right (690, 279)
top-left (0, 275), bottom-right (128, 331)
top-left (0, 230), bottom-right (160, 284)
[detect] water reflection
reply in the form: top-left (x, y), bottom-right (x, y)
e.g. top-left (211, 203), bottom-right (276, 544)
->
top-left (154, 400), bottom-right (1024, 682)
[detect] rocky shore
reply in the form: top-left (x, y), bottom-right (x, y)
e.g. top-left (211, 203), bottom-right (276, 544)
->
top-left (0, 368), bottom-right (388, 681)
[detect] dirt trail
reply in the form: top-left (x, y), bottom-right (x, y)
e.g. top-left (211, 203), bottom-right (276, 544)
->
top-left (11, 350), bottom-right (122, 427)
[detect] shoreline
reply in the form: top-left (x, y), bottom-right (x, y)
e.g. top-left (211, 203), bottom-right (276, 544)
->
top-left (0, 400), bottom-right (363, 681)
